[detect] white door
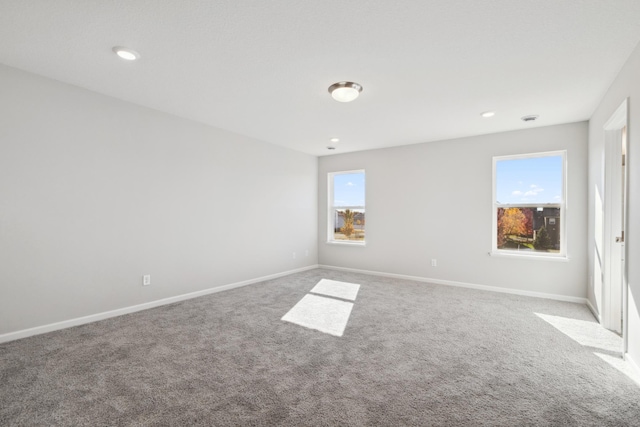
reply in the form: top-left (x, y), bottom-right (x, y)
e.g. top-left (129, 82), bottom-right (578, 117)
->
top-left (603, 100), bottom-right (628, 342)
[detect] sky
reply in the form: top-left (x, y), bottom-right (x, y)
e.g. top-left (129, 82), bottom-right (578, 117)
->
top-left (333, 172), bottom-right (365, 206)
top-left (496, 155), bottom-right (563, 204)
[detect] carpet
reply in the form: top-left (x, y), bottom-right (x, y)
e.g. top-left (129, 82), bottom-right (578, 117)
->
top-left (1, 268), bottom-right (639, 426)
top-left (282, 278), bottom-right (361, 337)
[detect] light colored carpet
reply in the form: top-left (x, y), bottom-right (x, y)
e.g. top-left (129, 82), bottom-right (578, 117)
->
top-left (282, 278), bottom-right (361, 336)
top-left (310, 278), bottom-right (361, 301)
top-left (1, 268), bottom-right (640, 426)
top-left (282, 293), bottom-right (354, 337)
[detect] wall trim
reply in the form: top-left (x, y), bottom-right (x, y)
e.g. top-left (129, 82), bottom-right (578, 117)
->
top-left (319, 265), bottom-right (588, 304)
top-left (586, 299), bottom-right (601, 322)
top-left (0, 264), bottom-right (319, 344)
top-left (625, 352), bottom-right (640, 387)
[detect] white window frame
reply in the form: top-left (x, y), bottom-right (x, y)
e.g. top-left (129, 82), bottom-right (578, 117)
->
top-left (491, 150), bottom-right (568, 259)
top-left (327, 169), bottom-right (366, 245)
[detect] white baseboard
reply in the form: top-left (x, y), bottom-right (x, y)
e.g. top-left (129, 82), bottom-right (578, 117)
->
top-left (625, 353), bottom-right (640, 387)
top-left (586, 299), bottom-right (601, 322)
top-left (318, 265), bottom-right (588, 304)
top-left (0, 264), bottom-right (319, 344)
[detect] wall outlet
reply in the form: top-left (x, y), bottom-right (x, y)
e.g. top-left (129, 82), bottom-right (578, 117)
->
top-left (143, 275), bottom-right (151, 286)
top-left (305, 249), bottom-right (309, 257)
top-left (292, 252), bottom-right (296, 259)
top-left (431, 259), bottom-right (437, 267)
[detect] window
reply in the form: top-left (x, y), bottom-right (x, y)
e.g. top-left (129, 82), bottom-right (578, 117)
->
top-left (492, 151), bottom-right (566, 257)
top-left (328, 170), bottom-right (365, 244)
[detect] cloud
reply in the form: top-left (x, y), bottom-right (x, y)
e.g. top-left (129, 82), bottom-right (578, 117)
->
top-left (554, 195), bottom-right (561, 200)
top-left (524, 185), bottom-right (544, 197)
top-left (346, 182), bottom-right (355, 186)
top-left (512, 190), bottom-right (523, 196)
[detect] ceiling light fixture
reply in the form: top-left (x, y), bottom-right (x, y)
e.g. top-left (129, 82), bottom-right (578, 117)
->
top-left (328, 81), bottom-right (362, 103)
top-left (330, 138), bottom-right (340, 143)
top-left (112, 46), bottom-right (140, 61)
top-left (521, 115), bottom-right (539, 122)
top-left (481, 111), bottom-right (495, 118)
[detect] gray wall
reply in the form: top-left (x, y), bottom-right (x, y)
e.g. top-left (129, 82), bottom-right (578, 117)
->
top-left (588, 41), bottom-right (640, 365)
top-left (0, 65), bottom-right (318, 336)
top-left (319, 122), bottom-right (588, 299)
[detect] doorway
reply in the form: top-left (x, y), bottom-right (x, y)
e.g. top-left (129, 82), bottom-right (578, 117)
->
top-left (602, 99), bottom-right (629, 356)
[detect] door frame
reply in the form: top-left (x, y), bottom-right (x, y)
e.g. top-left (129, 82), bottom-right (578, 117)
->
top-left (602, 98), bottom-right (629, 355)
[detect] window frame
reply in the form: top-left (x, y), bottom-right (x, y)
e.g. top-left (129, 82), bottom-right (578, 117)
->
top-left (491, 150), bottom-right (568, 259)
top-left (327, 169), bottom-right (366, 246)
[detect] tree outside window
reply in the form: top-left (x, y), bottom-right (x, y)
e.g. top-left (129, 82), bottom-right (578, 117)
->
top-left (328, 170), bottom-right (365, 244)
top-left (493, 152), bottom-right (566, 256)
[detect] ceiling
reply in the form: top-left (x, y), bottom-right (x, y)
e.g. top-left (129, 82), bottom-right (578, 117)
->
top-left (1, 1), bottom-right (640, 156)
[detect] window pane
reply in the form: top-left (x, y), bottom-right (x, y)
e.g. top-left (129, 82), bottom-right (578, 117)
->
top-left (496, 207), bottom-right (561, 253)
top-left (329, 170), bottom-right (365, 243)
top-left (332, 209), bottom-right (365, 241)
top-left (333, 172), bottom-right (365, 207)
top-left (495, 155), bottom-right (563, 204)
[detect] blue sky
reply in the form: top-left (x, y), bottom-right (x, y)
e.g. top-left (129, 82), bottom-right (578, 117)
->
top-left (334, 172), bottom-right (365, 206)
top-left (496, 155), bottom-right (563, 204)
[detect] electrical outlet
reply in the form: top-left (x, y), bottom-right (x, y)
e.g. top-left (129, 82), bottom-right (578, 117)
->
top-left (305, 249), bottom-right (309, 257)
top-left (143, 275), bottom-right (151, 286)
top-left (431, 259), bottom-right (437, 267)
top-left (293, 252), bottom-right (296, 259)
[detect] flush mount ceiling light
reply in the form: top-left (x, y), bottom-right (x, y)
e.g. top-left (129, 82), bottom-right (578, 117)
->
top-left (330, 137), bottom-right (340, 143)
top-left (521, 114), bottom-right (539, 122)
top-left (481, 111), bottom-right (495, 118)
top-left (112, 46), bottom-right (140, 61)
top-left (328, 81), bottom-right (362, 103)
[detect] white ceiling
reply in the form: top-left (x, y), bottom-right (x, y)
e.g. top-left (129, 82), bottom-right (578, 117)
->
top-left (1, 1), bottom-right (640, 156)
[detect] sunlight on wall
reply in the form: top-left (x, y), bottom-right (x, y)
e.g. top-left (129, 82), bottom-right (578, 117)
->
top-left (281, 279), bottom-right (361, 337)
top-left (628, 288), bottom-right (640, 372)
top-left (594, 184), bottom-right (604, 312)
top-left (593, 247), bottom-right (603, 314)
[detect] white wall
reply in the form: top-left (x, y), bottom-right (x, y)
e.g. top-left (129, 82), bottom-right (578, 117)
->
top-left (319, 122), bottom-right (588, 299)
top-left (588, 41), bottom-right (640, 366)
top-left (0, 65), bottom-right (318, 336)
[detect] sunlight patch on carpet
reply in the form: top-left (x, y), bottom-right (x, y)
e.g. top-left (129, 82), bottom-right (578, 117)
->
top-left (310, 279), bottom-right (360, 301)
top-left (534, 313), bottom-right (621, 353)
top-left (593, 352), bottom-right (640, 386)
top-left (282, 294), bottom-right (354, 337)
top-left (535, 312), bottom-right (640, 385)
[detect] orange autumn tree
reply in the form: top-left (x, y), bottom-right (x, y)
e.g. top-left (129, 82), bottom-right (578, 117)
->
top-left (341, 209), bottom-right (355, 238)
top-left (522, 208), bottom-right (533, 237)
top-left (497, 207), bottom-right (527, 247)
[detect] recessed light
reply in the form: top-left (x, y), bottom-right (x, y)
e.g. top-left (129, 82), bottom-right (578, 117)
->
top-left (112, 46), bottom-right (140, 61)
top-left (481, 111), bottom-right (495, 118)
top-left (330, 138), bottom-right (340, 143)
top-left (328, 82), bottom-right (362, 102)
top-left (521, 115), bottom-right (539, 122)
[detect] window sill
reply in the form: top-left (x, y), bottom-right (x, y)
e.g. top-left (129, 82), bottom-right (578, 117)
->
top-left (326, 240), bottom-right (366, 247)
top-left (489, 251), bottom-right (569, 262)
